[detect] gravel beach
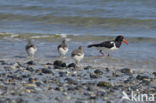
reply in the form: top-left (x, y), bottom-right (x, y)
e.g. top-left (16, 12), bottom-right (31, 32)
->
top-left (0, 55), bottom-right (155, 103)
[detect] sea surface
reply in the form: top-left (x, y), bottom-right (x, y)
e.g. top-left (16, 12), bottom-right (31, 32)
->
top-left (0, 0), bottom-right (156, 71)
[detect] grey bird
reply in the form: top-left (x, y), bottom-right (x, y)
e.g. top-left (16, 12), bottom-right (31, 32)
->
top-left (71, 46), bottom-right (84, 66)
top-left (25, 40), bottom-right (37, 59)
top-left (57, 40), bottom-right (68, 57)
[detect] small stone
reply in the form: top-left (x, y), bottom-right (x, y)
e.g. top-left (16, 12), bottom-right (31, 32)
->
top-left (90, 73), bottom-right (98, 79)
top-left (26, 67), bottom-right (34, 72)
top-left (97, 81), bottom-right (112, 88)
top-left (136, 75), bottom-right (149, 80)
top-left (153, 72), bottom-right (156, 76)
top-left (59, 72), bottom-right (67, 77)
top-left (120, 68), bottom-right (132, 75)
top-left (53, 60), bottom-right (66, 69)
top-left (67, 63), bottom-right (76, 68)
top-left (41, 68), bottom-right (52, 74)
top-left (26, 61), bottom-right (36, 65)
top-left (94, 69), bottom-right (103, 75)
top-left (105, 67), bottom-right (110, 72)
top-left (112, 72), bottom-right (120, 77)
top-left (35, 82), bottom-right (42, 87)
top-left (46, 63), bottom-right (53, 65)
top-left (28, 78), bottom-right (37, 83)
top-left (84, 66), bottom-right (94, 70)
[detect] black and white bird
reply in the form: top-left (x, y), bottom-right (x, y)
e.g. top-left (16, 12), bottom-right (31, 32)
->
top-left (25, 40), bottom-right (37, 59)
top-left (71, 46), bottom-right (84, 66)
top-left (88, 35), bottom-right (128, 56)
top-left (57, 40), bottom-right (68, 57)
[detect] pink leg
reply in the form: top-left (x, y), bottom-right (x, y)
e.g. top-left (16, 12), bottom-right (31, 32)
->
top-left (108, 53), bottom-right (110, 56)
top-left (99, 50), bottom-right (105, 56)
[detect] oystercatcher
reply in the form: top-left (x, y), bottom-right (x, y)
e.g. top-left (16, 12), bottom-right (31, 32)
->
top-left (71, 46), bottom-right (84, 66)
top-left (57, 40), bottom-right (68, 57)
top-left (88, 35), bottom-right (128, 56)
top-left (25, 40), bottom-right (37, 59)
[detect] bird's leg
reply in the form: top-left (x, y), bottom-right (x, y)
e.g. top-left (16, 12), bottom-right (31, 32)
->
top-left (108, 53), bottom-right (110, 56)
top-left (99, 50), bottom-right (105, 56)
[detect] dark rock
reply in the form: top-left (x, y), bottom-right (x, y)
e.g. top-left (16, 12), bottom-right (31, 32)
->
top-left (22, 74), bottom-right (30, 78)
top-left (16, 98), bottom-right (28, 103)
top-left (26, 67), bottom-right (34, 72)
top-left (94, 69), bottom-right (103, 75)
top-left (59, 72), bottom-right (67, 77)
top-left (153, 72), bottom-right (156, 76)
top-left (46, 63), bottom-right (53, 65)
top-left (35, 82), bottom-right (42, 87)
top-left (65, 78), bottom-right (78, 85)
top-left (97, 81), bottom-right (112, 88)
top-left (105, 67), bottom-right (110, 72)
top-left (41, 68), bottom-right (52, 74)
top-left (120, 68), bottom-right (132, 75)
top-left (67, 63), bottom-right (76, 68)
top-left (0, 60), bottom-right (7, 65)
top-left (84, 66), bottom-right (94, 70)
top-left (112, 72), bottom-right (120, 77)
top-left (136, 75), bottom-right (149, 80)
top-left (90, 73), bottom-right (98, 79)
top-left (53, 60), bottom-right (66, 69)
top-left (26, 61), bottom-right (36, 65)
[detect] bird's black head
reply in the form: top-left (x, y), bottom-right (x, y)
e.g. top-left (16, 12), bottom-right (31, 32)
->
top-left (115, 35), bottom-right (124, 42)
top-left (115, 35), bottom-right (128, 47)
top-left (62, 39), bottom-right (66, 43)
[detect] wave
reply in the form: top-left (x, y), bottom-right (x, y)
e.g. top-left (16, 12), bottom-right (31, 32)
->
top-left (0, 32), bottom-right (156, 42)
top-left (0, 13), bottom-right (155, 27)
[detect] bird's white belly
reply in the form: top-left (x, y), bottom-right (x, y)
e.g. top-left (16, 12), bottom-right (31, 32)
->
top-left (27, 47), bottom-right (37, 56)
top-left (73, 54), bottom-right (84, 62)
top-left (59, 48), bottom-right (68, 56)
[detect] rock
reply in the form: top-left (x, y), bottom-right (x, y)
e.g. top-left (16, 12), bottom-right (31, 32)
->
top-left (46, 63), bottom-right (53, 65)
top-left (67, 63), bottom-right (76, 68)
top-left (112, 72), bottom-right (120, 77)
top-left (94, 69), bottom-right (103, 75)
top-left (97, 81), bottom-right (112, 88)
top-left (28, 78), bottom-right (37, 83)
top-left (59, 72), bottom-right (67, 77)
top-left (41, 68), bottom-right (52, 74)
top-left (120, 68), bottom-right (132, 75)
top-left (16, 98), bottom-right (28, 103)
top-left (105, 67), bottom-right (110, 72)
top-left (35, 82), bottom-right (42, 87)
top-left (136, 75), bottom-right (149, 80)
top-left (0, 60), bottom-right (7, 65)
top-left (53, 60), bottom-right (66, 69)
top-left (84, 66), bottom-right (94, 70)
top-left (65, 78), bottom-right (78, 85)
top-left (153, 72), bottom-right (156, 76)
top-left (26, 67), bottom-right (34, 72)
top-left (90, 73), bottom-right (98, 79)
top-left (26, 60), bottom-right (36, 65)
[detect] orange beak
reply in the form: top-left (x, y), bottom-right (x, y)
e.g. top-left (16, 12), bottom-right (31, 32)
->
top-left (122, 39), bottom-right (128, 45)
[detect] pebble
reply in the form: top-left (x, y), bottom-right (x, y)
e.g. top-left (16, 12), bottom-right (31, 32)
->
top-left (84, 66), bottom-right (94, 70)
top-left (97, 81), bottom-right (112, 88)
top-left (120, 68), bottom-right (133, 75)
top-left (67, 63), bottom-right (76, 68)
top-left (26, 67), bottom-right (34, 72)
top-left (94, 69), bottom-right (103, 75)
top-left (54, 60), bottom-right (66, 69)
top-left (26, 60), bottom-right (36, 65)
top-left (41, 68), bottom-right (52, 74)
top-left (90, 73), bottom-right (98, 79)
top-left (136, 75), bottom-right (149, 80)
